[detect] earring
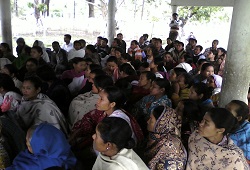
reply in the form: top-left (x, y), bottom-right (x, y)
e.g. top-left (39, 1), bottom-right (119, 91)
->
top-left (106, 147), bottom-right (109, 150)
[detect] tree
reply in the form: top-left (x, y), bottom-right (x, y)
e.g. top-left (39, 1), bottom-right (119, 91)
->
top-left (86, 0), bottom-right (95, 18)
top-left (177, 6), bottom-right (228, 28)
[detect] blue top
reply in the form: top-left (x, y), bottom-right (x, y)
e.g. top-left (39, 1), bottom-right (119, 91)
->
top-left (230, 121), bottom-right (250, 160)
top-left (6, 123), bottom-right (76, 170)
top-left (138, 95), bottom-right (172, 116)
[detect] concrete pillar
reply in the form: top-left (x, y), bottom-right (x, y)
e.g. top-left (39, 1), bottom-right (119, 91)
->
top-left (0, 0), bottom-right (12, 49)
top-left (171, 5), bottom-right (178, 14)
top-left (107, 0), bottom-right (116, 47)
top-left (219, 0), bottom-right (250, 107)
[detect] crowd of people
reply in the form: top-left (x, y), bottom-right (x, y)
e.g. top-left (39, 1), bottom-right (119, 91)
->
top-left (0, 30), bottom-right (249, 170)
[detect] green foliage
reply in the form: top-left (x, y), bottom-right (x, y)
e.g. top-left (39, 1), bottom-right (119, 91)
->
top-left (27, 2), bottom-right (34, 8)
top-left (37, 3), bottom-right (47, 12)
top-left (178, 6), bottom-right (224, 23)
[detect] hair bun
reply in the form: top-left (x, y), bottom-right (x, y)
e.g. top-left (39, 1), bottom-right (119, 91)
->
top-left (229, 116), bottom-right (239, 134)
top-left (125, 138), bottom-right (135, 149)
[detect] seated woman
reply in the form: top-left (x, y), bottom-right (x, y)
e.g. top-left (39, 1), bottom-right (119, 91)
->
top-left (125, 71), bottom-right (156, 113)
top-left (2, 64), bottom-right (22, 91)
top-left (226, 100), bottom-right (250, 165)
top-left (33, 40), bottom-right (50, 63)
top-left (70, 86), bottom-right (143, 150)
top-left (15, 76), bottom-right (69, 135)
top-left (145, 106), bottom-right (187, 170)
top-left (61, 57), bottom-right (87, 96)
top-left (133, 78), bottom-right (172, 136)
top-left (92, 117), bottom-right (148, 170)
top-left (78, 63), bottom-right (102, 95)
top-left (30, 46), bottom-right (48, 67)
top-left (69, 74), bottom-right (113, 126)
top-left (186, 108), bottom-right (249, 169)
top-left (189, 82), bottom-right (214, 117)
top-left (0, 43), bottom-right (16, 62)
top-left (6, 123), bottom-right (76, 170)
top-left (0, 73), bottom-right (22, 112)
top-left (175, 99), bottom-right (201, 149)
top-left (117, 63), bottom-right (138, 83)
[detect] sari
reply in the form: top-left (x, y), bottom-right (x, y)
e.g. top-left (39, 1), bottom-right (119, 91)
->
top-left (16, 93), bottom-right (69, 136)
top-left (145, 106), bottom-right (187, 170)
top-left (186, 131), bottom-right (249, 170)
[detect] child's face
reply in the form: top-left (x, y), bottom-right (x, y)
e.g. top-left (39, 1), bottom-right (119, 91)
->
top-left (138, 73), bottom-right (150, 87)
top-left (202, 66), bottom-right (214, 78)
top-left (150, 81), bottom-right (164, 97)
top-left (189, 86), bottom-right (200, 100)
top-left (74, 43), bottom-right (81, 50)
top-left (178, 56), bottom-right (185, 63)
top-left (207, 76), bottom-right (216, 88)
top-left (169, 69), bottom-right (177, 82)
top-left (149, 61), bottom-right (156, 69)
top-left (73, 61), bottom-right (87, 73)
top-left (178, 75), bottom-right (187, 90)
top-left (164, 54), bottom-right (172, 62)
top-left (107, 61), bottom-right (117, 72)
top-left (30, 49), bottom-right (41, 59)
top-left (26, 61), bottom-right (37, 73)
top-left (85, 65), bottom-right (91, 78)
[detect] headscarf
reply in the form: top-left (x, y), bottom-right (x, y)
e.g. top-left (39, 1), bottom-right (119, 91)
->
top-left (35, 40), bottom-right (50, 62)
top-left (145, 106), bottom-right (186, 170)
top-left (7, 123), bottom-right (76, 170)
top-left (152, 106), bottom-right (181, 138)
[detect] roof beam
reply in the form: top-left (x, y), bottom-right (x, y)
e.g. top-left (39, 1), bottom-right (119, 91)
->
top-left (171, 0), bottom-right (235, 7)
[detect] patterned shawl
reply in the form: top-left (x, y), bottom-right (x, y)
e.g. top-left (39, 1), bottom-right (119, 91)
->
top-left (16, 93), bottom-right (69, 136)
top-left (186, 131), bottom-right (249, 170)
top-left (145, 106), bottom-right (187, 170)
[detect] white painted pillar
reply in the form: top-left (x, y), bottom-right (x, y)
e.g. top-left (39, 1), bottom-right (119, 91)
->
top-left (0, 0), bottom-right (12, 49)
top-left (107, 0), bottom-right (116, 47)
top-left (219, 0), bottom-right (250, 107)
top-left (171, 5), bottom-right (178, 14)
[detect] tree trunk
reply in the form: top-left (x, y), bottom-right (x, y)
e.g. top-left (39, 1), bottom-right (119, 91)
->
top-left (34, 0), bottom-right (40, 23)
top-left (141, 0), bottom-right (145, 20)
top-left (87, 0), bottom-right (95, 18)
top-left (14, 0), bottom-right (18, 17)
top-left (45, 0), bottom-right (50, 16)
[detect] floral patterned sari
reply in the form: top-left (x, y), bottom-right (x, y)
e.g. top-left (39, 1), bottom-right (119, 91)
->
top-left (186, 131), bottom-right (249, 170)
top-left (145, 106), bottom-right (187, 170)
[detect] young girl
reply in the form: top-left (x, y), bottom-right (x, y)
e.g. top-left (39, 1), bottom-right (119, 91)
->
top-left (193, 63), bottom-right (214, 84)
top-left (92, 117), bottom-right (148, 170)
top-left (30, 46), bottom-right (48, 66)
top-left (133, 78), bottom-right (172, 135)
top-left (0, 73), bottom-right (22, 112)
top-left (61, 57), bottom-right (87, 96)
top-left (24, 58), bottom-right (38, 79)
top-left (32, 40), bottom-right (50, 63)
top-left (7, 123), bottom-right (76, 170)
top-left (175, 99), bottom-right (201, 149)
top-left (125, 71), bottom-right (156, 113)
top-left (104, 56), bottom-right (119, 82)
top-left (189, 82), bottom-right (214, 117)
top-left (149, 57), bottom-right (165, 79)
